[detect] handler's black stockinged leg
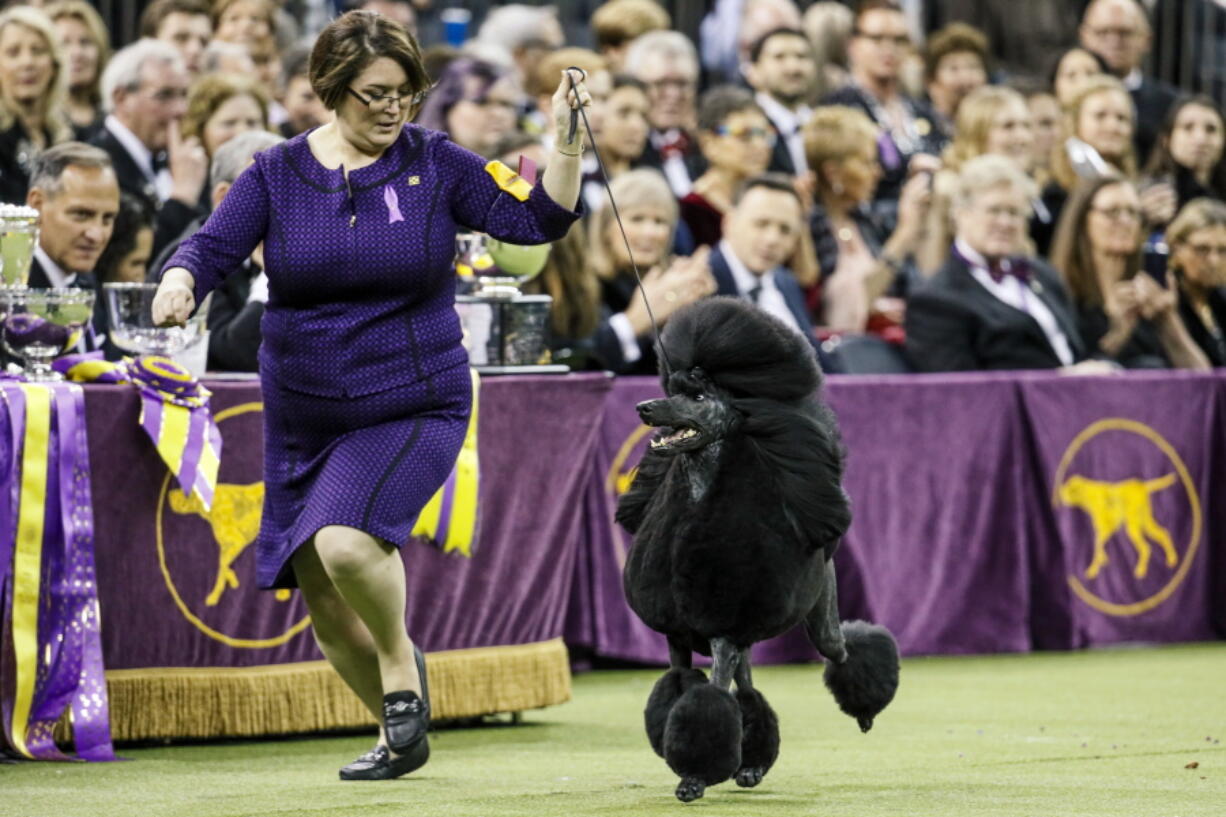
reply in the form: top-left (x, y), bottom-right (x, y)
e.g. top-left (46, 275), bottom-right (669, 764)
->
top-left (732, 648), bottom-right (780, 788)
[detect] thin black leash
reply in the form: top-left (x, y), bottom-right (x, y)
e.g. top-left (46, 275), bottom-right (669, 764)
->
top-left (565, 68), bottom-right (674, 379)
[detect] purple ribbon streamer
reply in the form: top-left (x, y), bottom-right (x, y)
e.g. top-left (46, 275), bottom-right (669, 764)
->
top-left (0, 384), bottom-right (24, 751)
top-left (57, 385), bottom-right (114, 760)
top-left (384, 185), bottom-right (404, 224)
top-left (0, 384), bottom-right (115, 761)
top-left (436, 470), bottom-right (457, 548)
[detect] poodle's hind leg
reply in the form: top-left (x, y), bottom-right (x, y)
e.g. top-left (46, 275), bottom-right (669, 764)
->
top-left (644, 637), bottom-right (704, 758)
top-left (806, 559), bottom-right (900, 733)
top-left (663, 637), bottom-right (743, 802)
top-left (733, 649), bottom-right (780, 788)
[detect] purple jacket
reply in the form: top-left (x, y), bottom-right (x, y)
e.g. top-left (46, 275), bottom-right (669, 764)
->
top-left (164, 125), bottom-right (580, 397)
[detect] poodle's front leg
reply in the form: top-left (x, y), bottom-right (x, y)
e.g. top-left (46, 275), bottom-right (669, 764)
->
top-left (663, 638), bottom-right (744, 802)
top-left (709, 637), bottom-right (740, 689)
top-left (734, 649), bottom-right (780, 788)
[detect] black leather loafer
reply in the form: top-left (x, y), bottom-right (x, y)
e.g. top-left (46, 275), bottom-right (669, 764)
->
top-left (383, 646), bottom-right (430, 755)
top-left (338, 742), bottom-right (429, 781)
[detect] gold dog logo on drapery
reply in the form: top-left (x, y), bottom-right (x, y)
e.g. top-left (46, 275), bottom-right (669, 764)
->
top-left (1052, 419), bottom-right (1203, 617)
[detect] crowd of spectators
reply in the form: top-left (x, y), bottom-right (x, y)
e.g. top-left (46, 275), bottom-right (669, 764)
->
top-left (0, 0), bottom-right (1222, 375)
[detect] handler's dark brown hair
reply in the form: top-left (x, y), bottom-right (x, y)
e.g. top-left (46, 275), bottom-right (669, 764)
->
top-left (309, 10), bottom-right (431, 113)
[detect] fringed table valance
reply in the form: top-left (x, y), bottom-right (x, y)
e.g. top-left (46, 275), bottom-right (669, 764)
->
top-left (55, 638), bottom-right (570, 743)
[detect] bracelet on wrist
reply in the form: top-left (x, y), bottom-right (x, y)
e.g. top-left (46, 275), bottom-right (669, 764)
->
top-left (556, 143), bottom-right (583, 157)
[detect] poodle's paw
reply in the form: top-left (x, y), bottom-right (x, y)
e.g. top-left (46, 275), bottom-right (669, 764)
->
top-left (735, 766), bottom-right (767, 788)
top-left (675, 777), bottom-right (706, 802)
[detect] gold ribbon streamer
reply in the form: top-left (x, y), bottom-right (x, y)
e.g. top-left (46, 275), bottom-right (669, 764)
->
top-left (9, 384), bottom-right (51, 759)
top-left (411, 369), bottom-right (480, 556)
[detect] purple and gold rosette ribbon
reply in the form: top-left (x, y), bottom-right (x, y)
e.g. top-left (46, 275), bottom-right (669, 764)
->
top-left (127, 356), bottom-right (222, 512)
top-left (1, 382), bottom-right (115, 761)
top-left (54, 353), bottom-right (223, 512)
top-left (411, 368), bottom-right (480, 556)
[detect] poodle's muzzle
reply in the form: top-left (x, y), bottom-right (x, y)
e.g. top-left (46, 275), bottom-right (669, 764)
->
top-left (637, 393), bottom-right (738, 455)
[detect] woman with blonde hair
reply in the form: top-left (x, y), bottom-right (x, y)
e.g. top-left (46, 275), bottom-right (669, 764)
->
top-left (1040, 74), bottom-right (1178, 254)
top-left (804, 104), bottom-right (931, 333)
top-left (589, 168), bottom-right (715, 374)
top-left (1049, 174), bottom-right (1208, 369)
top-left (45, 0), bottom-right (109, 136)
top-left (918, 86), bottom-right (1036, 273)
top-left (0, 6), bottom-right (72, 203)
top-left (1165, 198), bottom-right (1226, 365)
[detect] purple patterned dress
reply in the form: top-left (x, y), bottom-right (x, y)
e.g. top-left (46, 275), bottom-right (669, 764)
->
top-left (164, 125), bottom-right (580, 588)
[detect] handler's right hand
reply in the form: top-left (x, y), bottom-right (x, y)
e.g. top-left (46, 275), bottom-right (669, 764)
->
top-left (152, 281), bottom-right (195, 327)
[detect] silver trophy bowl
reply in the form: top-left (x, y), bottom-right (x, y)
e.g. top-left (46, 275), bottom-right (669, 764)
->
top-left (0, 204), bottom-right (40, 288)
top-left (1, 287), bottom-right (95, 381)
top-left (104, 282), bottom-right (206, 357)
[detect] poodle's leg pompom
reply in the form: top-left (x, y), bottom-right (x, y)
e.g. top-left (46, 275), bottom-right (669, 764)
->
top-left (645, 668), bottom-right (708, 758)
top-left (822, 620), bottom-right (900, 733)
top-left (734, 686), bottom-right (780, 787)
top-left (663, 683), bottom-right (743, 800)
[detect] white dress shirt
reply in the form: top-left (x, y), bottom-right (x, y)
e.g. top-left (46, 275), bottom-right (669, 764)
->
top-left (955, 238), bottom-right (1075, 366)
top-left (719, 240), bottom-right (803, 335)
top-left (754, 92), bottom-right (811, 175)
top-left (104, 114), bottom-right (173, 202)
top-left (33, 245), bottom-right (76, 288)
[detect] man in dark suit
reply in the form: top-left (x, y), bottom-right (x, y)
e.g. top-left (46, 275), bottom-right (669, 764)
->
top-left (149, 131), bottom-right (286, 372)
top-left (710, 174), bottom-right (819, 348)
top-left (23, 142), bottom-right (120, 352)
top-left (906, 156), bottom-right (1096, 372)
top-left (1079, 0), bottom-right (1179, 165)
top-left (93, 38), bottom-right (207, 262)
top-left (744, 27), bottom-right (816, 178)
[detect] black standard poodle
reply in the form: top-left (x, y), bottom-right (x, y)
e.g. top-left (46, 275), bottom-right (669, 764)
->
top-left (616, 297), bottom-right (901, 803)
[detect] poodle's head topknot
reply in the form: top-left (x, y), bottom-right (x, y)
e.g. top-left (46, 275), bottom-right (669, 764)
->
top-left (656, 297), bottom-right (821, 402)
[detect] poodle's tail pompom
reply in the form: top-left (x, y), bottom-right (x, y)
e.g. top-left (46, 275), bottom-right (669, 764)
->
top-left (822, 620), bottom-right (899, 733)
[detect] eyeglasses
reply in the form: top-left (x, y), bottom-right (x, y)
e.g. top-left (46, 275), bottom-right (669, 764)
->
top-left (145, 86), bottom-right (188, 104)
top-left (983, 205), bottom-right (1029, 222)
top-left (1085, 26), bottom-right (1139, 41)
top-left (714, 125), bottom-right (777, 146)
top-left (644, 77), bottom-right (693, 94)
top-left (347, 86), bottom-right (430, 111)
top-left (1184, 243), bottom-right (1226, 260)
top-left (854, 30), bottom-right (910, 48)
top-left (1090, 206), bottom-right (1143, 223)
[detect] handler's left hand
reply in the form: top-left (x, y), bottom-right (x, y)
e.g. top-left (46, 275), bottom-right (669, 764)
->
top-left (552, 68), bottom-right (593, 153)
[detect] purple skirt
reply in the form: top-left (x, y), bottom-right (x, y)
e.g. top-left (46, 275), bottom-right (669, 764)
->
top-left (255, 362), bottom-right (471, 589)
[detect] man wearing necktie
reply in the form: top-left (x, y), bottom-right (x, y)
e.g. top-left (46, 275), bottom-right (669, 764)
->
top-left (708, 174), bottom-right (821, 353)
top-left (906, 155), bottom-right (1110, 373)
top-left (91, 39), bottom-right (207, 263)
top-left (745, 27), bottom-right (817, 178)
top-left (627, 30), bottom-right (705, 198)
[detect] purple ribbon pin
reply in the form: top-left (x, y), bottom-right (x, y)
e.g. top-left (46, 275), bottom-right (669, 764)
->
top-left (384, 185), bottom-right (404, 224)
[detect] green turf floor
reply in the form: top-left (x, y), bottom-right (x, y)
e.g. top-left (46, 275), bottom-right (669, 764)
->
top-left (3, 644), bottom-right (1223, 817)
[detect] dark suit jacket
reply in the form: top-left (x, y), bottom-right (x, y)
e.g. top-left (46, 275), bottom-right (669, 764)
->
top-left (1129, 75), bottom-right (1179, 166)
top-left (905, 253), bottom-right (1086, 372)
top-left (1176, 278), bottom-right (1226, 367)
top-left (90, 125), bottom-right (202, 262)
top-left (26, 256), bottom-right (109, 356)
top-left (634, 130), bottom-right (707, 190)
top-left (152, 216), bottom-right (263, 372)
top-left (708, 244), bottom-right (821, 355)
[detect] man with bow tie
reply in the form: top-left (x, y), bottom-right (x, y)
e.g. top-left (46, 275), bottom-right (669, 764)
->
top-left (626, 30), bottom-right (705, 199)
top-left (905, 155), bottom-right (1104, 372)
top-left (91, 39), bottom-right (207, 264)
